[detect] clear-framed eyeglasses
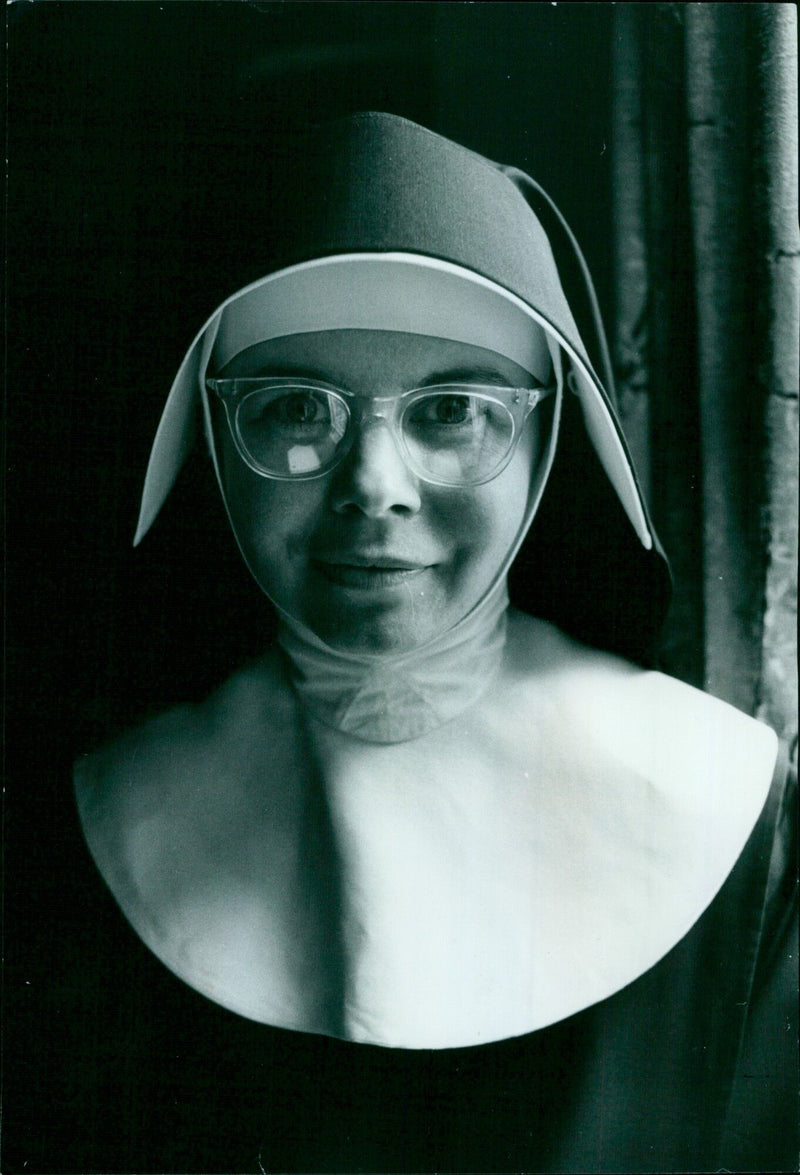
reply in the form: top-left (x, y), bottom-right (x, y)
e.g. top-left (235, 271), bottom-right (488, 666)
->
top-left (207, 377), bottom-right (556, 487)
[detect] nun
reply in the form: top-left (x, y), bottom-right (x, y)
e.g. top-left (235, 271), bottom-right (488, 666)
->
top-left (72, 113), bottom-right (794, 1173)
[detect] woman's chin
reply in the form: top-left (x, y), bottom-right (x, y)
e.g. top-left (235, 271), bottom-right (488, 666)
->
top-left (276, 568), bottom-right (445, 655)
top-left (307, 605), bottom-right (442, 657)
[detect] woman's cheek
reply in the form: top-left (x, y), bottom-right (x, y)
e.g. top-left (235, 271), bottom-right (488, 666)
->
top-left (428, 489), bottom-right (490, 559)
top-left (225, 476), bottom-right (320, 601)
top-left (430, 479), bottom-right (528, 591)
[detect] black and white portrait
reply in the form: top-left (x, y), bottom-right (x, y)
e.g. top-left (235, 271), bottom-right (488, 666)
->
top-left (5, 4), bottom-right (798, 1172)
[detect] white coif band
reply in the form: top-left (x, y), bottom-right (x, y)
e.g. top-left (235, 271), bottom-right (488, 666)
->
top-left (210, 255), bottom-right (552, 381)
top-left (135, 253), bottom-right (652, 550)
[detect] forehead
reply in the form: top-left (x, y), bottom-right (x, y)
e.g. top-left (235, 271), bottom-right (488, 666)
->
top-left (216, 329), bottom-right (539, 392)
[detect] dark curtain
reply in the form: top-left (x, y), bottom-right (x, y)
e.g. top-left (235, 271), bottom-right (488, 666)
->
top-left (611, 3), bottom-right (798, 762)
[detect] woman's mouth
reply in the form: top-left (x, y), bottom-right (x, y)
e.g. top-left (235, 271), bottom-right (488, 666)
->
top-left (312, 557), bottom-right (432, 589)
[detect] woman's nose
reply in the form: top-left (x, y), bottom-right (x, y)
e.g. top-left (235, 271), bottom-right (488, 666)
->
top-left (330, 420), bottom-right (422, 517)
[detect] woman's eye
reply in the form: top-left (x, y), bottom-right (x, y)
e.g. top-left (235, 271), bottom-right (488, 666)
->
top-left (239, 389), bottom-right (335, 430)
top-left (412, 395), bottom-right (474, 425)
top-left (271, 392), bottom-right (329, 425)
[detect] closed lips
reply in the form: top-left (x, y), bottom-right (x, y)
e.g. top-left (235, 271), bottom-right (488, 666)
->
top-left (313, 554), bottom-right (433, 570)
top-left (312, 558), bottom-right (432, 587)
top-left (312, 549), bottom-right (437, 568)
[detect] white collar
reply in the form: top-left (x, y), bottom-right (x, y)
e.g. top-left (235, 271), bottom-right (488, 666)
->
top-left (75, 615), bottom-right (778, 1049)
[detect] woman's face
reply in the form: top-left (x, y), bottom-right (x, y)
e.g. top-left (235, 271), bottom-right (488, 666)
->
top-left (215, 329), bottom-right (541, 654)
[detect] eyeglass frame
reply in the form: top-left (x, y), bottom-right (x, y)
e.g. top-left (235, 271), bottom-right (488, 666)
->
top-left (207, 376), bottom-right (556, 487)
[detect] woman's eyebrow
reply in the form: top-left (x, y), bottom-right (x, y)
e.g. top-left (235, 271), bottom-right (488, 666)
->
top-left (235, 362), bottom-right (332, 382)
top-left (421, 366), bottom-right (524, 388)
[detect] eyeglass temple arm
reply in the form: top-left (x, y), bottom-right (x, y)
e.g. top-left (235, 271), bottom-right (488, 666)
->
top-left (525, 383), bottom-right (557, 412)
